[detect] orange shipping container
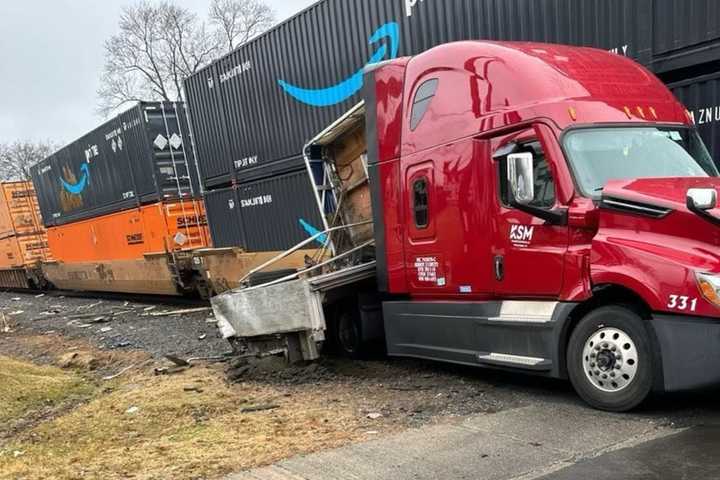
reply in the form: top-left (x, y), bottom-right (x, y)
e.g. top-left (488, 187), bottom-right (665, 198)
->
top-left (0, 181), bottom-right (46, 239)
top-left (0, 235), bottom-right (52, 270)
top-left (47, 200), bottom-right (210, 263)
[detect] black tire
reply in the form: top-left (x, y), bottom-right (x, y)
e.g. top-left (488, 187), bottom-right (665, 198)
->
top-left (567, 306), bottom-right (654, 412)
top-left (333, 307), bottom-right (364, 359)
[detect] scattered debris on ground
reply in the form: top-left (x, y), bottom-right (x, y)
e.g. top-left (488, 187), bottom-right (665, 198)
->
top-left (0, 292), bottom-right (227, 359)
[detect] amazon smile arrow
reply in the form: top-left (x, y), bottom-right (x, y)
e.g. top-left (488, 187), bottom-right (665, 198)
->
top-left (278, 22), bottom-right (400, 107)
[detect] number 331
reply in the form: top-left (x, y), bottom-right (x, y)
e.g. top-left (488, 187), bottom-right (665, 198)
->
top-left (668, 295), bottom-right (698, 312)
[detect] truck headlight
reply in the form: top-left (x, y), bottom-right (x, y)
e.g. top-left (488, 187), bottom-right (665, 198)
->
top-left (696, 273), bottom-right (720, 307)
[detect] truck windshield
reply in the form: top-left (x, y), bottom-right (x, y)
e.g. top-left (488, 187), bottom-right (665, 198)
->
top-left (563, 127), bottom-right (719, 197)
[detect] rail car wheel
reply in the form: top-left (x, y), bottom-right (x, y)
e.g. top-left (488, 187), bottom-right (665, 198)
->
top-left (567, 306), bottom-right (654, 412)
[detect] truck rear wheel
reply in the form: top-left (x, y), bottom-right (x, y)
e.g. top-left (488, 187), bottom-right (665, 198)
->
top-left (567, 306), bottom-right (654, 412)
top-left (334, 308), bottom-right (363, 359)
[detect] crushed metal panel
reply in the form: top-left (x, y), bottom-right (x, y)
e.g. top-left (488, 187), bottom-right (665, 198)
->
top-left (212, 278), bottom-right (325, 338)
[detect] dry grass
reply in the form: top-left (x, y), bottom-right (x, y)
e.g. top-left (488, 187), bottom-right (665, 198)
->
top-left (0, 356), bottom-right (95, 429)
top-left (0, 362), bottom-right (371, 480)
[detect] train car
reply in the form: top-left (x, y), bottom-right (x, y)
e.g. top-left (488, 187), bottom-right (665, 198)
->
top-left (41, 199), bottom-right (209, 296)
top-left (0, 181), bottom-right (53, 289)
top-left (26, 101), bottom-right (315, 297)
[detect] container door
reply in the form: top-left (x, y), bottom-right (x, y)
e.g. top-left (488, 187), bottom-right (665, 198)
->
top-left (492, 129), bottom-right (568, 298)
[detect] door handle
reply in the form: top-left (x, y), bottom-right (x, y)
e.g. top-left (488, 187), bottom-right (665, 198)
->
top-left (494, 256), bottom-right (504, 281)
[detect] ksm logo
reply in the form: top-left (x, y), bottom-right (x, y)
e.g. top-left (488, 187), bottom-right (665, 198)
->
top-left (509, 225), bottom-right (534, 247)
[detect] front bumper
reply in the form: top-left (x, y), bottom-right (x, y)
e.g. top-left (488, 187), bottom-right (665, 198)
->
top-left (649, 314), bottom-right (720, 392)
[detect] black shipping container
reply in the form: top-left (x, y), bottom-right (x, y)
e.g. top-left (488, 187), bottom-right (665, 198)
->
top-left (204, 186), bottom-right (243, 249)
top-left (32, 102), bottom-right (200, 227)
top-left (650, 0), bottom-right (720, 74)
top-left (204, 168), bottom-right (324, 252)
top-left (670, 73), bottom-right (720, 165)
top-left (186, 0), bottom-right (652, 188)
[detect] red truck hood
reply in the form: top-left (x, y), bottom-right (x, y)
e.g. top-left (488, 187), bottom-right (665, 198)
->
top-left (593, 177), bottom-right (720, 277)
top-left (601, 177), bottom-right (720, 209)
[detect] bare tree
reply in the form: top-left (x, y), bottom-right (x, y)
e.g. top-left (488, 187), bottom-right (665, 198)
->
top-left (210, 0), bottom-right (275, 51)
top-left (98, 0), bottom-right (276, 116)
top-left (0, 141), bottom-right (58, 182)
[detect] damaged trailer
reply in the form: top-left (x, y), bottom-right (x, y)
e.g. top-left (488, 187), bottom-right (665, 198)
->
top-left (212, 102), bottom-right (380, 361)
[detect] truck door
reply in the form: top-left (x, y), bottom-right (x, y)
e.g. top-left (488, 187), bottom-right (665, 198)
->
top-left (492, 128), bottom-right (568, 297)
top-left (402, 140), bottom-right (495, 297)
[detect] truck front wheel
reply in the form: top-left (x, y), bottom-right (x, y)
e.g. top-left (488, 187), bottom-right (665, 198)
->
top-left (567, 306), bottom-right (654, 412)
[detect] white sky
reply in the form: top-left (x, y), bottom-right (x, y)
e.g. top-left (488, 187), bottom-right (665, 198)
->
top-left (0, 0), bottom-right (317, 144)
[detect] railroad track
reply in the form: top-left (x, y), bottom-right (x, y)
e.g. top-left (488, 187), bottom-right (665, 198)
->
top-left (1, 288), bottom-right (210, 308)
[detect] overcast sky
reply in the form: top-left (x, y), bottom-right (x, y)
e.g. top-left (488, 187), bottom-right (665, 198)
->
top-left (0, 0), bottom-right (316, 145)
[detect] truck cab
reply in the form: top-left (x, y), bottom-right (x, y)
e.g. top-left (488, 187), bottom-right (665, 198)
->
top-left (213, 40), bottom-right (720, 412)
top-left (364, 41), bottom-right (720, 411)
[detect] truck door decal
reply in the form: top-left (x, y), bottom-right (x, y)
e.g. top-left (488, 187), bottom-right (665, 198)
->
top-left (277, 22), bottom-right (400, 107)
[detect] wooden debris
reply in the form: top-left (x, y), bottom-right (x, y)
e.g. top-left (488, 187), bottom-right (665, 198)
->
top-left (150, 307), bottom-right (212, 317)
top-left (165, 355), bottom-right (190, 367)
top-left (154, 365), bottom-right (191, 376)
top-left (102, 360), bottom-right (153, 381)
top-left (240, 404), bottom-right (280, 413)
top-left (1, 312), bottom-right (12, 333)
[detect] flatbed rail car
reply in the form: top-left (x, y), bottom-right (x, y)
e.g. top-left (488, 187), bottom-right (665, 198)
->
top-left (212, 41), bottom-right (720, 412)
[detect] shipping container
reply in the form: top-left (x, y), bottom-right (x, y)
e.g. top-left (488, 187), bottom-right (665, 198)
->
top-left (46, 200), bottom-right (209, 263)
top-left (0, 181), bottom-right (53, 289)
top-left (204, 168), bottom-right (324, 251)
top-left (0, 182), bottom-right (46, 239)
top-left (31, 102), bottom-right (200, 227)
top-left (670, 72), bottom-right (720, 164)
top-left (185, 0), bottom-right (652, 187)
top-left (204, 187), bottom-right (243, 249)
top-left (650, 0), bottom-right (720, 74)
top-left (0, 235), bottom-right (52, 271)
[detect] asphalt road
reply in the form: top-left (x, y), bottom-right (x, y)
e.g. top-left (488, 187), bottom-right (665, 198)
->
top-left (230, 389), bottom-right (720, 480)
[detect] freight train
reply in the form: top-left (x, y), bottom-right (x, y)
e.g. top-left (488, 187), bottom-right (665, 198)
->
top-left (3, 0), bottom-right (720, 301)
top-left (0, 103), bottom-right (314, 297)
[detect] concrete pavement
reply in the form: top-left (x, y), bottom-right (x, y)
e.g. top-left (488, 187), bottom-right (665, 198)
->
top-left (228, 401), bottom-right (684, 480)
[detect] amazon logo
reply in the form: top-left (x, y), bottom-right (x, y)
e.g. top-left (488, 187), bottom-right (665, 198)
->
top-left (60, 163), bottom-right (90, 195)
top-left (278, 22), bottom-right (400, 107)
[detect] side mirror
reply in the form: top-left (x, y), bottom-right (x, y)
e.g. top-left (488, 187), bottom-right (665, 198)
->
top-left (507, 153), bottom-right (535, 205)
top-left (687, 188), bottom-right (717, 211)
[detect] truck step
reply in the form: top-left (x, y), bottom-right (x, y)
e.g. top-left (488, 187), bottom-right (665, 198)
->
top-left (476, 352), bottom-right (552, 372)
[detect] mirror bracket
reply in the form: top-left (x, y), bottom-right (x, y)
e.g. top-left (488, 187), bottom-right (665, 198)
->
top-left (509, 201), bottom-right (568, 226)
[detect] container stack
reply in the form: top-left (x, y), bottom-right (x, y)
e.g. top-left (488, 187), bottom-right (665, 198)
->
top-left (0, 181), bottom-right (53, 289)
top-left (29, 102), bottom-right (210, 294)
top-left (185, 0), bottom-right (720, 253)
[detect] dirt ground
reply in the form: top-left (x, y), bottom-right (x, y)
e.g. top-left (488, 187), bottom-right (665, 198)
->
top-left (0, 291), bottom-right (527, 480)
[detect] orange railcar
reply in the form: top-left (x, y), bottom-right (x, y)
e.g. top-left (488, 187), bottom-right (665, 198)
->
top-left (42, 199), bottom-right (210, 295)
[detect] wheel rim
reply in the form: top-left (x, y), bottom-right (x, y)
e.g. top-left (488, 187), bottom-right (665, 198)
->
top-left (582, 327), bottom-right (638, 393)
top-left (338, 314), bottom-right (358, 354)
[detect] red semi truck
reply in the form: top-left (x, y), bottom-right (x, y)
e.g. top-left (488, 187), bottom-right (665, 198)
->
top-left (213, 41), bottom-right (720, 412)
